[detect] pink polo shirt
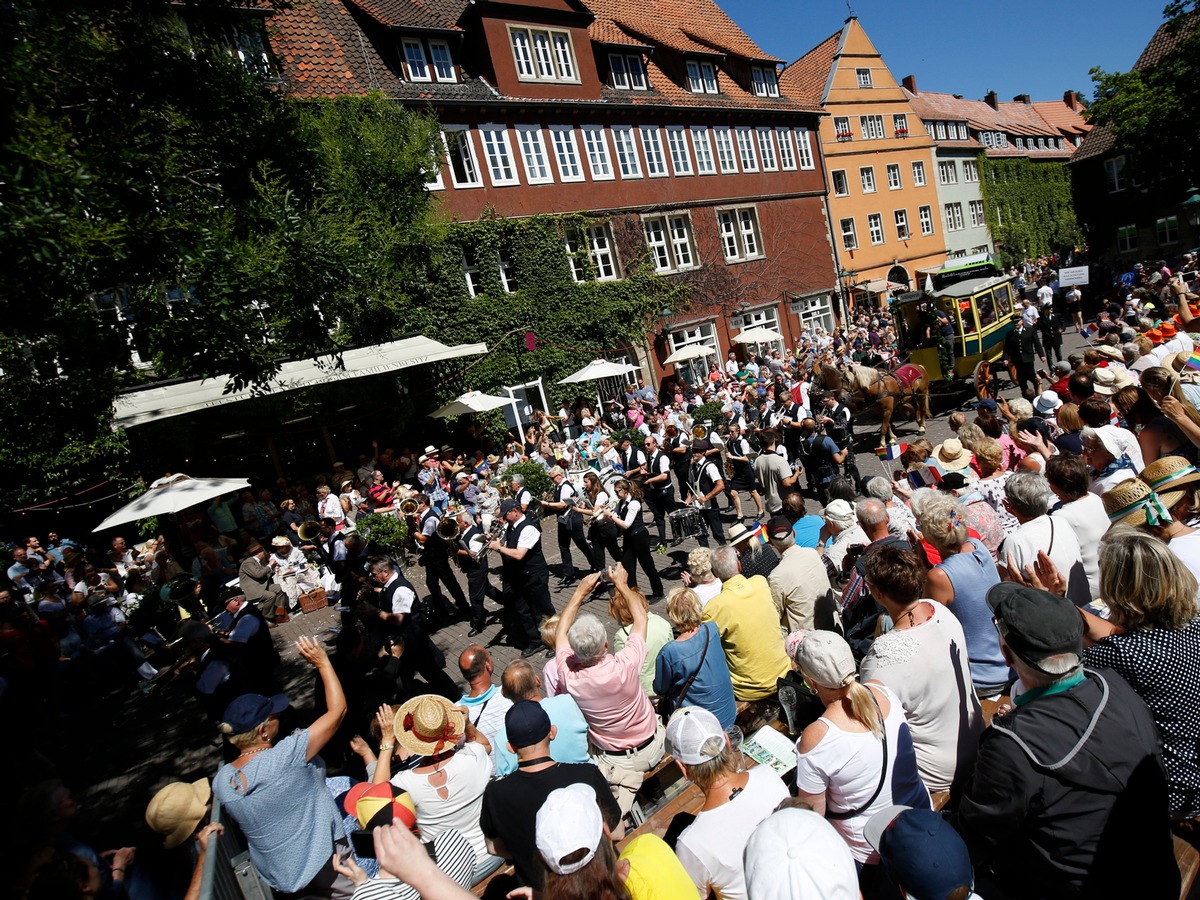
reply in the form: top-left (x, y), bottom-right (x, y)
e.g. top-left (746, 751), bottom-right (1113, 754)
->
top-left (557, 631), bottom-right (656, 752)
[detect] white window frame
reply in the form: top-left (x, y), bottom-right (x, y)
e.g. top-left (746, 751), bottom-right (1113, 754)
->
top-left (945, 202), bottom-right (964, 232)
top-left (735, 127), bottom-right (759, 172)
top-left (701, 62), bottom-right (718, 93)
top-left (462, 249), bottom-right (482, 297)
top-left (402, 38), bottom-right (430, 82)
top-left (840, 217), bottom-right (858, 251)
top-left (716, 205), bottom-right (764, 263)
top-left (892, 114), bottom-right (908, 136)
top-left (691, 127), bottom-right (716, 175)
top-left (938, 161), bottom-right (957, 185)
top-left (776, 128), bottom-right (796, 170)
top-left (714, 127), bottom-right (738, 173)
top-left (479, 125), bottom-right (519, 187)
top-left (795, 128), bottom-right (815, 169)
top-left (919, 205), bottom-right (934, 236)
top-left (429, 40), bottom-right (456, 82)
top-left (963, 160), bottom-right (979, 183)
top-left (612, 126), bottom-right (643, 179)
top-left (860, 166), bottom-right (876, 194)
top-left (1105, 156), bottom-right (1126, 193)
top-left (894, 209), bottom-right (910, 240)
top-left (912, 160), bottom-right (926, 187)
top-left (666, 127), bottom-right (693, 176)
top-left (867, 213), bottom-right (885, 246)
top-left (935, 122), bottom-right (947, 140)
top-left (639, 126), bottom-right (668, 178)
top-left (443, 126), bottom-right (483, 188)
top-left (515, 125), bottom-right (553, 185)
top-left (756, 128), bottom-right (777, 171)
top-left (1016, 137), bottom-right (1025, 150)
top-left (566, 224), bottom-right (620, 282)
top-left (669, 323), bottom-right (720, 385)
top-left (497, 250), bottom-right (517, 292)
top-left (1157, 216), bottom-right (1180, 245)
top-left (969, 199), bottom-right (985, 228)
top-left (643, 212), bottom-right (697, 274)
top-left (752, 66), bottom-right (779, 97)
top-left (886, 163), bottom-right (901, 190)
top-left (859, 115), bottom-right (885, 140)
top-left (581, 126), bottom-right (614, 181)
top-left (856, 67), bottom-right (872, 87)
top-left (508, 25), bottom-right (579, 83)
top-left (739, 307), bottom-right (784, 354)
top-left (833, 116), bottom-right (852, 140)
top-left (608, 52), bottom-right (647, 90)
top-left (548, 126), bottom-right (584, 183)
top-left (831, 169), bottom-right (848, 197)
top-left (687, 60), bottom-right (719, 94)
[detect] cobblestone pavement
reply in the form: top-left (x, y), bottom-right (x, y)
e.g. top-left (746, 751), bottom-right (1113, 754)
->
top-left (64, 322), bottom-right (1091, 845)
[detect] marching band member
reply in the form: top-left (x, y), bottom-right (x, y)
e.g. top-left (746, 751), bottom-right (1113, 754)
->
top-left (488, 499), bottom-right (554, 658)
top-left (724, 423), bottom-right (765, 521)
top-left (684, 440), bottom-right (727, 547)
top-left (510, 473), bottom-right (532, 515)
top-left (618, 435), bottom-right (647, 485)
top-left (454, 510), bottom-right (501, 637)
top-left (642, 435), bottom-right (674, 547)
top-left (581, 470), bottom-right (622, 571)
top-left (542, 466), bottom-right (597, 587)
top-left (414, 495), bottom-right (470, 621)
top-left (611, 479), bottom-right (664, 601)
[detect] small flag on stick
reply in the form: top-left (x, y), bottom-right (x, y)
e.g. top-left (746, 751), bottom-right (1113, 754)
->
top-left (1185, 349), bottom-right (1200, 373)
top-left (1080, 323), bottom-right (1099, 341)
top-left (875, 443), bottom-right (907, 460)
top-left (907, 464), bottom-right (942, 490)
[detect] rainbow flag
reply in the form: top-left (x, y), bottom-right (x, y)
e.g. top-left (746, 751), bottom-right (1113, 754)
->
top-left (1185, 349), bottom-right (1200, 372)
top-left (875, 443), bottom-right (907, 460)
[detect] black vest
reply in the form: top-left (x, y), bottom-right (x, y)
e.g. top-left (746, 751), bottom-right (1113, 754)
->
top-left (459, 524), bottom-right (485, 571)
top-left (502, 517), bottom-right (547, 581)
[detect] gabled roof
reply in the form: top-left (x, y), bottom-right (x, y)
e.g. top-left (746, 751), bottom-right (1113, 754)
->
top-left (585, 0), bottom-right (780, 63)
top-left (1073, 13), bottom-right (1198, 162)
top-left (778, 27), bottom-right (840, 108)
top-left (1032, 99), bottom-right (1089, 135)
top-left (344, 0), bottom-right (462, 30)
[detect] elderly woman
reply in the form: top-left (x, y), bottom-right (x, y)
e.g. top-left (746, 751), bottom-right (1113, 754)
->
top-left (792, 631), bottom-right (931, 876)
top-left (1080, 528), bottom-right (1200, 819)
top-left (1082, 425), bottom-right (1141, 495)
top-left (678, 547), bottom-right (722, 607)
top-left (666, 707), bottom-right (789, 899)
top-left (1102, 477), bottom-right (1200, 582)
top-left (864, 476), bottom-right (916, 536)
top-left (609, 584), bottom-right (673, 697)
top-left (653, 588), bottom-right (736, 728)
top-left (970, 437), bottom-right (1019, 536)
top-left (919, 495), bottom-right (1010, 697)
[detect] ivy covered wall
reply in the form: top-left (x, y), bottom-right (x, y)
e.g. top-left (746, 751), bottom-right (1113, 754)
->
top-left (978, 156), bottom-right (1083, 266)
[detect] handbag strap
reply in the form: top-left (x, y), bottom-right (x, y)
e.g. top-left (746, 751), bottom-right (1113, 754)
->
top-left (826, 685), bottom-right (889, 820)
top-left (674, 626), bottom-right (711, 712)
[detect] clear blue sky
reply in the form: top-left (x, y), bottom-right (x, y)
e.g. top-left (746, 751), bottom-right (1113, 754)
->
top-left (723, 0), bottom-right (1166, 102)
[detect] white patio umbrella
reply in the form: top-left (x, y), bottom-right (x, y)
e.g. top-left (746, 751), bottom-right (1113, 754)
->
top-left (92, 473), bottom-right (251, 532)
top-left (734, 326), bottom-right (784, 344)
top-left (558, 358), bottom-right (639, 384)
top-left (663, 344), bottom-right (716, 366)
top-left (429, 390), bottom-right (512, 418)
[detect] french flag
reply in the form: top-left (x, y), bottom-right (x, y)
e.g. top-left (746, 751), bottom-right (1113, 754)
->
top-left (907, 465), bottom-right (942, 489)
top-left (1081, 323), bottom-right (1099, 341)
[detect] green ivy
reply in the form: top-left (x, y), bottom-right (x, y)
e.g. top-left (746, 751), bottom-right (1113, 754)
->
top-left (978, 155), bottom-right (1083, 266)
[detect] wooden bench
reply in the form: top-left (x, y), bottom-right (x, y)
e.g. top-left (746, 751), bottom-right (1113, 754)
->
top-left (1174, 835), bottom-right (1199, 900)
top-left (471, 864), bottom-right (514, 898)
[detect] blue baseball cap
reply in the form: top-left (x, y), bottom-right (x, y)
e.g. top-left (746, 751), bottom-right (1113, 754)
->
top-left (505, 700), bottom-right (551, 749)
top-left (864, 807), bottom-right (972, 899)
top-left (971, 398), bottom-right (998, 412)
top-left (222, 692), bottom-right (289, 734)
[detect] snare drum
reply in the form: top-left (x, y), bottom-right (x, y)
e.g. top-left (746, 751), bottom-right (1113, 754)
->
top-left (668, 508), bottom-right (704, 543)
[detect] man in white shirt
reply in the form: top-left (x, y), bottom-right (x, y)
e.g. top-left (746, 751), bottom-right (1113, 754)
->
top-left (998, 473), bottom-right (1090, 606)
top-left (367, 556), bottom-right (459, 698)
top-left (1037, 279), bottom-right (1054, 309)
top-left (1047, 454), bottom-right (1108, 599)
top-left (457, 645), bottom-right (513, 754)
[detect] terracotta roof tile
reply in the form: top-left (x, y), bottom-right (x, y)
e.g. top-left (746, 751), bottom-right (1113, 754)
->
top-left (902, 87), bottom-right (1088, 156)
top-left (589, 19), bottom-right (651, 48)
top-left (587, 0), bottom-right (778, 62)
top-left (344, 0), bottom-right (460, 30)
top-left (269, 0), bottom-right (382, 97)
top-left (778, 28), bottom-right (840, 107)
top-left (1074, 13), bottom-right (1197, 162)
top-left (1031, 99), bottom-right (1089, 135)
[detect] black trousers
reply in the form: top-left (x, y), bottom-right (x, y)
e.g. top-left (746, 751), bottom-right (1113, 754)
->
top-left (398, 626), bottom-right (459, 700)
top-left (504, 574), bottom-right (554, 644)
top-left (589, 521), bottom-right (623, 572)
top-left (421, 556), bottom-right (468, 612)
top-left (557, 515), bottom-right (596, 579)
top-left (622, 526), bottom-right (664, 597)
top-left (464, 564), bottom-right (500, 629)
top-left (643, 489), bottom-right (674, 543)
top-left (694, 506), bottom-right (726, 546)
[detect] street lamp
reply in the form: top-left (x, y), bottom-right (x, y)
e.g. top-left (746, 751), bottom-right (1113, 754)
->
top-left (836, 267), bottom-right (857, 324)
top-left (1183, 185), bottom-right (1200, 227)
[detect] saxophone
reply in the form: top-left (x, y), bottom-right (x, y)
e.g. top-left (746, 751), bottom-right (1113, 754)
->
top-left (472, 519), bottom-right (507, 560)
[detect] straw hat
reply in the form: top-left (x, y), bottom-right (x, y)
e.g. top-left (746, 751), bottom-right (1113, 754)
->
top-left (394, 694), bottom-right (466, 757)
top-left (1101, 478), bottom-right (1181, 527)
top-left (145, 779), bottom-right (211, 849)
top-left (1094, 344), bottom-right (1123, 362)
top-left (932, 438), bottom-right (972, 471)
top-left (1140, 456), bottom-right (1200, 497)
top-left (1092, 367), bottom-right (1134, 396)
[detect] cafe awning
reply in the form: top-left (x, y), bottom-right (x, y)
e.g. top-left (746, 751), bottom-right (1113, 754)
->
top-left (113, 336), bottom-right (488, 429)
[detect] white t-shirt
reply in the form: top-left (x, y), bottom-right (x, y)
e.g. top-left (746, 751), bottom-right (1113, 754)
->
top-left (858, 602), bottom-right (984, 793)
top-left (507, 516), bottom-right (540, 550)
top-left (999, 515), bottom-right (1090, 606)
top-left (1089, 467), bottom-right (1138, 498)
top-left (692, 578), bottom-right (723, 609)
top-left (1037, 285), bottom-right (1053, 307)
top-left (392, 742), bottom-right (493, 862)
top-left (1051, 493), bottom-right (1108, 600)
top-left (1168, 530), bottom-right (1200, 585)
top-left (674, 765), bottom-right (789, 900)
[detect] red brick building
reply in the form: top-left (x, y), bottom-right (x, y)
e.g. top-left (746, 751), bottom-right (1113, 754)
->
top-left (269, 0), bottom-right (839, 385)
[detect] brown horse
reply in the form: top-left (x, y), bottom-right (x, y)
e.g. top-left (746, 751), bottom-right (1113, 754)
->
top-left (821, 362), bottom-right (931, 446)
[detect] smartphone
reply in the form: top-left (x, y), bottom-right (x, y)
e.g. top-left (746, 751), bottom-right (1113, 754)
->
top-left (350, 830), bottom-right (376, 859)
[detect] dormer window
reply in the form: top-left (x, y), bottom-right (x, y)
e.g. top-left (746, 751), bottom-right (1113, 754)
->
top-left (401, 37), bottom-right (457, 83)
top-left (609, 53), bottom-right (647, 90)
top-left (686, 60), bottom-right (719, 94)
top-left (751, 66), bottom-right (779, 98)
top-left (509, 26), bottom-right (578, 83)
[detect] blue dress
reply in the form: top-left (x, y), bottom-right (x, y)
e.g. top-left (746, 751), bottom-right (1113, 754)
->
top-left (653, 621), bottom-right (738, 728)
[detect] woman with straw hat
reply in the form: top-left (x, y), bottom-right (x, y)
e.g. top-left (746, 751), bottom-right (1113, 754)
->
top-left (1102, 477), bottom-right (1200, 583)
top-left (370, 694), bottom-right (503, 884)
top-left (931, 439), bottom-right (973, 478)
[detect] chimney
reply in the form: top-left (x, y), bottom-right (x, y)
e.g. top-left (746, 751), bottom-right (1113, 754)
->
top-left (902, 74), bottom-right (917, 94)
top-left (1064, 89), bottom-right (1079, 111)
top-left (984, 90), bottom-right (998, 110)
top-left (1013, 93), bottom-right (1031, 105)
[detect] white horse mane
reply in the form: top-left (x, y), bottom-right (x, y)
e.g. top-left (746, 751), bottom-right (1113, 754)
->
top-left (843, 363), bottom-right (885, 389)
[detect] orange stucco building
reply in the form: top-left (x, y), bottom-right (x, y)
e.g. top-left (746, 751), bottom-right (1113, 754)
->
top-left (783, 18), bottom-right (946, 310)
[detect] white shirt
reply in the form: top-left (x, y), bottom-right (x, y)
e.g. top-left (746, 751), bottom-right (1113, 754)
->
top-left (692, 578), bottom-right (723, 609)
top-left (508, 515), bottom-right (540, 550)
top-left (674, 765), bottom-right (789, 900)
top-left (1051, 493), bottom-right (1108, 599)
top-left (1021, 304), bottom-right (1039, 327)
top-left (1168, 530), bottom-right (1200, 585)
top-left (384, 573), bottom-right (415, 616)
top-left (859, 602), bottom-right (984, 793)
top-left (999, 515), bottom-right (1090, 606)
top-left (1037, 284), bottom-right (1053, 306)
top-left (392, 742), bottom-right (493, 862)
top-left (317, 494), bottom-right (343, 522)
top-left (618, 498), bottom-right (643, 528)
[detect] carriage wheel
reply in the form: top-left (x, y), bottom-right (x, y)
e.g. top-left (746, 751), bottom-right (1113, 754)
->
top-left (973, 359), bottom-right (995, 401)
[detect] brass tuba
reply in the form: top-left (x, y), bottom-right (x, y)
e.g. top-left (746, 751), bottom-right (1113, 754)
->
top-left (398, 496), bottom-right (419, 516)
top-left (692, 424), bottom-right (708, 440)
top-left (436, 516), bottom-right (461, 541)
top-left (297, 520), bottom-right (322, 542)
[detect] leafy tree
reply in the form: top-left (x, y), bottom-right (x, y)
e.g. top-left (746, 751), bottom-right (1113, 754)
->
top-left (1087, 3), bottom-right (1200, 196)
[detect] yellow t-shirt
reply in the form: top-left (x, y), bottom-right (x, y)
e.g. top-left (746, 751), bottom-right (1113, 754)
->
top-left (620, 834), bottom-right (698, 900)
top-left (702, 574), bottom-right (790, 700)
